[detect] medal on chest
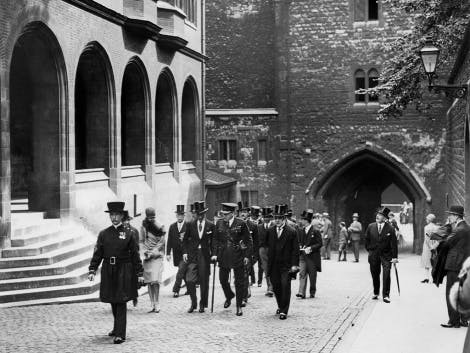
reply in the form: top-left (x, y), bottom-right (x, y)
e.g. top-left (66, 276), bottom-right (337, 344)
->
top-left (119, 231), bottom-right (126, 240)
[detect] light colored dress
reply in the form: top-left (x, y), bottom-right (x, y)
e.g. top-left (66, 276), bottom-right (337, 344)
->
top-left (140, 224), bottom-right (165, 284)
top-left (421, 222), bottom-right (439, 268)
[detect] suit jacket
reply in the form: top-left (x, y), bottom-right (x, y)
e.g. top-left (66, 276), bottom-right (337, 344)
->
top-left (267, 224), bottom-right (300, 276)
top-left (444, 220), bottom-right (470, 272)
top-left (299, 225), bottom-right (322, 272)
top-left (247, 218), bottom-right (260, 260)
top-left (258, 222), bottom-right (271, 248)
top-left (213, 217), bottom-right (252, 269)
top-left (348, 221), bottom-right (362, 241)
top-left (364, 221), bottom-right (398, 259)
top-left (182, 219), bottom-right (215, 264)
top-left (167, 221), bottom-right (187, 266)
top-left (322, 218), bottom-right (333, 239)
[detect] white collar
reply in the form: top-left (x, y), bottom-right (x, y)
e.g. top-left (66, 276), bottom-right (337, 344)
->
top-left (305, 224), bottom-right (312, 232)
top-left (113, 223), bottom-right (122, 229)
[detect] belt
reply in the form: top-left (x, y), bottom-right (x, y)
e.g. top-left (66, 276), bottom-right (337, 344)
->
top-left (104, 256), bottom-right (131, 265)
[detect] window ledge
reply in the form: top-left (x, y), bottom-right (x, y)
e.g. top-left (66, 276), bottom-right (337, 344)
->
top-left (121, 165), bottom-right (145, 178)
top-left (180, 161), bottom-right (196, 171)
top-left (154, 163), bottom-right (173, 174)
top-left (352, 102), bottom-right (381, 111)
top-left (185, 20), bottom-right (197, 30)
top-left (353, 20), bottom-right (380, 28)
top-left (257, 160), bottom-right (267, 167)
top-left (75, 168), bottom-right (109, 184)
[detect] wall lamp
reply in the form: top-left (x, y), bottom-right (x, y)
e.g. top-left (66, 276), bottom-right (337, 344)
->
top-left (419, 39), bottom-right (467, 99)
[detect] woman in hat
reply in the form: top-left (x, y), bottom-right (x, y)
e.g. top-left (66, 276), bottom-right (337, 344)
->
top-left (88, 202), bottom-right (144, 344)
top-left (140, 207), bottom-right (166, 313)
top-left (420, 213), bottom-right (439, 283)
top-left (337, 221), bottom-right (349, 262)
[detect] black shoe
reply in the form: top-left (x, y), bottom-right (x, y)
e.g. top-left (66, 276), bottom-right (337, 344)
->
top-left (236, 307), bottom-right (243, 316)
top-left (355, 259), bottom-right (359, 263)
top-left (187, 304), bottom-right (197, 313)
top-left (421, 279), bottom-right (429, 283)
top-left (461, 320), bottom-right (469, 327)
top-left (224, 298), bottom-right (232, 308)
top-left (183, 291), bottom-right (189, 296)
top-left (383, 297), bottom-right (390, 303)
top-left (372, 295), bottom-right (378, 300)
top-left (113, 337), bottom-right (125, 344)
top-left (241, 301), bottom-right (247, 308)
top-left (267, 291), bottom-right (274, 297)
top-left (108, 331), bottom-right (115, 337)
top-left (199, 307), bottom-right (205, 313)
top-left (173, 292), bottom-right (179, 298)
top-left (441, 323), bottom-right (460, 328)
top-left (276, 308), bottom-right (281, 315)
top-left (279, 313), bottom-right (287, 320)
top-left (147, 308), bottom-right (156, 313)
top-left (258, 283), bottom-right (262, 287)
top-left (310, 294), bottom-right (315, 298)
top-left (296, 293), bottom-right (303, 298)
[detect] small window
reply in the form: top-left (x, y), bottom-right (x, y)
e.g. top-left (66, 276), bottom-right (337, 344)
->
top-left (354, 68), bottom-right (379, 104)
top-left (257, 139), bottom-right (267, 161)
top-left (241, 190), bottom-right (259, 206)
top-left (218, 139), bottom-right (237, 161)
top-left (354, 0), bottom-right (379, 22)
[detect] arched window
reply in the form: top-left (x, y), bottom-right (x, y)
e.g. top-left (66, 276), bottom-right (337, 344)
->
top-left (368, 69), bottom-right (379, 102)
top-left (354, 69), bottom-right (366, 102)
top-left (354, 68), bottom-right (379, 104)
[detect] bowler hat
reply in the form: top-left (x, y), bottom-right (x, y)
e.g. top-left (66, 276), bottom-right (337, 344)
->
top-left (175, 205), bottom-right (185, 214)
top-left (377, 207), bottom-right (390, 218)
top-left (446, 205), bottom-right (465, 217)
top-left (221, 203), bottom-right (238, 214)
top-left (250, 206), bottom-right (261, 217)
top-left (273, 204), bottom-right (288, 217)
top-left (123, 210), bottom-right (132, 221)
top-left (194, 201), bottom-right (209, 214)
top-left (352, 213), bottom-right (359, 218)
top-left (261, 207), bottom-right (273, 218)
top-left (145, 207), bottom-right (156, 218)
top-left (105, 202), bottom-right (125, 213)
top-left (300, 210), bottom-right (313, 222)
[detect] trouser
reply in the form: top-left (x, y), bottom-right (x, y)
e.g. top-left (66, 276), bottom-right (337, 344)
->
top-left (186, 249), bottom-right (210, 308)
top-left (110, 303), bottom-right (127, 339)
top-left (351, 239), bottom-right (360, 261)
top-left (249, 263), bottom-right (256, 284)
top-left (271, 264), bottom-right (292, 315)
top-left (257, 260), bottom-right (264, 285)
top-left (368, 252), bottom-right (391, 297)
top-left (322, 238), bottom-right (331, 259)
top-left (298, 255), bottom-right (318, 297)
top-left (446, 270), bottom-right (464, 325)
top-left (338, 244), bottom-right (347, 261)
top-left (219, 266), bottom-right (245, 307)
top-left (173, 259), bottom-right (188, 293)
top-left (259, 247), bottom-right (273, 292)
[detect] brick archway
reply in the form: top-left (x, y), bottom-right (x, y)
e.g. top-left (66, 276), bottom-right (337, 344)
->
top-left (306, 142), bottom-right (431, 253)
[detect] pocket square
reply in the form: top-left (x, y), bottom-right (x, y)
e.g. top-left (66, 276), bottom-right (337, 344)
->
top-left (207, 231), bottom-right (212, 234)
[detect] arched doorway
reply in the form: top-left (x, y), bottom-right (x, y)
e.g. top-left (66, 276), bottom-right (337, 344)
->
top-left (121, 58), bottom-right (149, 167)
top-left (75, 43), bottom-right (113, 171)
top-left (9, 23), bottom-right (66, 215)
top-left (309, 143), bottom-right (431, 253)
top-left (181, 78), bottom-right (199, 163)
top-left (155, 69), bottom-right (176, 165)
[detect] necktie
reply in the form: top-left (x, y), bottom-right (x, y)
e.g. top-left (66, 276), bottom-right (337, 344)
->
top-left (378, 223), bottom-right (382, 234)
top-left (277, 227), bottom-right (282, 237)
top-left (199, 222), bottom-right (203, 232)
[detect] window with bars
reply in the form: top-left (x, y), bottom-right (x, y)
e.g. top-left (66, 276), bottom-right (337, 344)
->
top-left (257, 139), bottom-right (267, 162)
top-left (354, 68), bottom-right (379, 103)
top-left (175, 0), bottom-right (197, 25)
top-left (241, 190), bottom-right (259, 206)
top-left (218, 139), bottom-right (237, 161)
top-left (354, 0), bottom-right (379, 22)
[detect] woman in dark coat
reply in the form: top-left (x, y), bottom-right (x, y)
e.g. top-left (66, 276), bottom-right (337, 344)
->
top-left (88, 202), bottom-right (144, 344)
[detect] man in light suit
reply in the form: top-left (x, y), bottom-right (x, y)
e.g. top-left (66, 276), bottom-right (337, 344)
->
top-left (166, 205), bottom-right (188, 297)
top-left (321, 213), bottom-right (333, 260)
top-left (364, 207), bottom-right (398, 303)
top-left (348, 213), bottom-right (362, 262)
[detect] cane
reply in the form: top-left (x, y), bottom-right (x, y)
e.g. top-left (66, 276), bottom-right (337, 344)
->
top-left (211, 261), bottom-right (216, 313)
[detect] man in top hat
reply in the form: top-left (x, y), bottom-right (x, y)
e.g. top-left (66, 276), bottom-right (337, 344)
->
top-left (348, 213), bottom-right (363, 262)
top-left (211, 202), bottom-right (252, 316)
top-left (364, 207), bottom-right (398, 303)
top-left (286, 209), bottom-right (297, 228)
top-left (238, 201), bottom-right (250, 221)
top-left (321, 212), bottom-right (333, 260)
top-left (267, 204), bottom-right (300, 320)
top-left (167, 205), bottom-right (188, 298)
top-left (189, 203), bottom-right (198, 222)
top-left (296, 210), bottom-right (322, 299)
top-left (440, 205), bottom-right (470, 328)
top-left (182, 201), bottom-right (215, 313)
top-left (88, 202), bottom-right (144, 344)
top-left (258, 207), bottom-right (274, 296)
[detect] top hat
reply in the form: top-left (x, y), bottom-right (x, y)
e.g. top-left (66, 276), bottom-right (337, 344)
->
top-left (190, 203), bottom-right (196, 213)
top-left (352, 213), bottom-right (359, 218)
top-left (273, 204), bottom-right (288, 217)
top-left (145, 207), bottom-right (156, 218)
top-left (300, 210), bottom-right (314, 222)
top-left (287, 209), bottom-right (293, 217)
top-left (194, 201), bottom-right (209, 214)
top-left (377, 207), bottom-right (390, 218)
top-left (221, 203), bottom-right (238, 214)
top-left (250, 206), bottom-right (261, 217)
top-left (105, 202), bottom-right (125, 213)
top-left (238, 201), bottom-right (250, 211)
top-left (446, 205), bottom-right (465, 218)
top-left (123, 210), bottom-right (132, 221)
top-left (261, 207), bottom-right (273, 218)
top-left (322, 212), bottom-right (329, 218)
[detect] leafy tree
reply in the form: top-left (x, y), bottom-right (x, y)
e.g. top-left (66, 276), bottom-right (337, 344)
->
top-left (371, 0), bottom-right (470, 118)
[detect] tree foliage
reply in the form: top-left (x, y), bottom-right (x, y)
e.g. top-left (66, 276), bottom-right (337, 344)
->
top-left (373, 0), bottom-right (470, 118)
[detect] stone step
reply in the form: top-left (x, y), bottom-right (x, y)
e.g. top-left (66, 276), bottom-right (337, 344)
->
top-left (0, 240), bottom-right (95, 269)
top-left (0, 252), bottom-right (91, 280)
top-left (2, 233), bottom-right (83, 258)
top-left (11, 199), bottom-right (30, 212)
top-left (0, 266), bottom-right (90, 291)
top-left (12, 219), bottom-right (61, 238)
top-left (0, 275), bottom-right (101, 304)
top-left (11, 227), bottom-right (69, 247)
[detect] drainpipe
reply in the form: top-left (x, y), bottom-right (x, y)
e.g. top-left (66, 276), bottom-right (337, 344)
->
top-left (200, 0), bottom-right (206, 200)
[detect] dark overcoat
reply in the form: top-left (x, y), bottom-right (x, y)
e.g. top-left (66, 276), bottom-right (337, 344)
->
top-left (182, 219), bottom-right (215, 263)
top-left (167, 221), bottom-right (187, 266)
top-left (364, 222), bottom-right (398, 260)
top-left (247, 219), bottom-right (260, 261)
top-left (267, 224), bottom-right (299, 276)
top-left (89, 225), bottom-right (143, 303)
top-left (214, 217), bottom-right (251, 269)
top-left (443, 221), bottom-right (470, 272)
top-left (299, 225), bottom-right (322, 272)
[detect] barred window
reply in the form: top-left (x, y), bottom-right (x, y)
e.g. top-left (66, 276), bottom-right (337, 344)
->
top-left (218, 139), bottom-right (237, 161)
top-left (257, 139), bottom-right (267, 162)
top-left (354, 0), bottom-right (379, 22)
top-left (176, 0), bottom-right (197, 25)
top-left (354, 68), bottom-right (379, 103)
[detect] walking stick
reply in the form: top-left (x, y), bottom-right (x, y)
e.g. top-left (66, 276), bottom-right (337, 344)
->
top-left (211, 261), bottom-right (216, 313)
top-left (394, 262), bottom-right (401, 296)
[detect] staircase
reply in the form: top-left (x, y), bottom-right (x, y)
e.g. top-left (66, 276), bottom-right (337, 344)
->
top-left (0, 209), bottom-right (99, 307)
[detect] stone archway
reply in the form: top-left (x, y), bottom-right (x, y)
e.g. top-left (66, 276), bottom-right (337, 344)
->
top-left (9, 22), bottom-right (67, 216)
top-left (307, 142), bottom-right (431, 253)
